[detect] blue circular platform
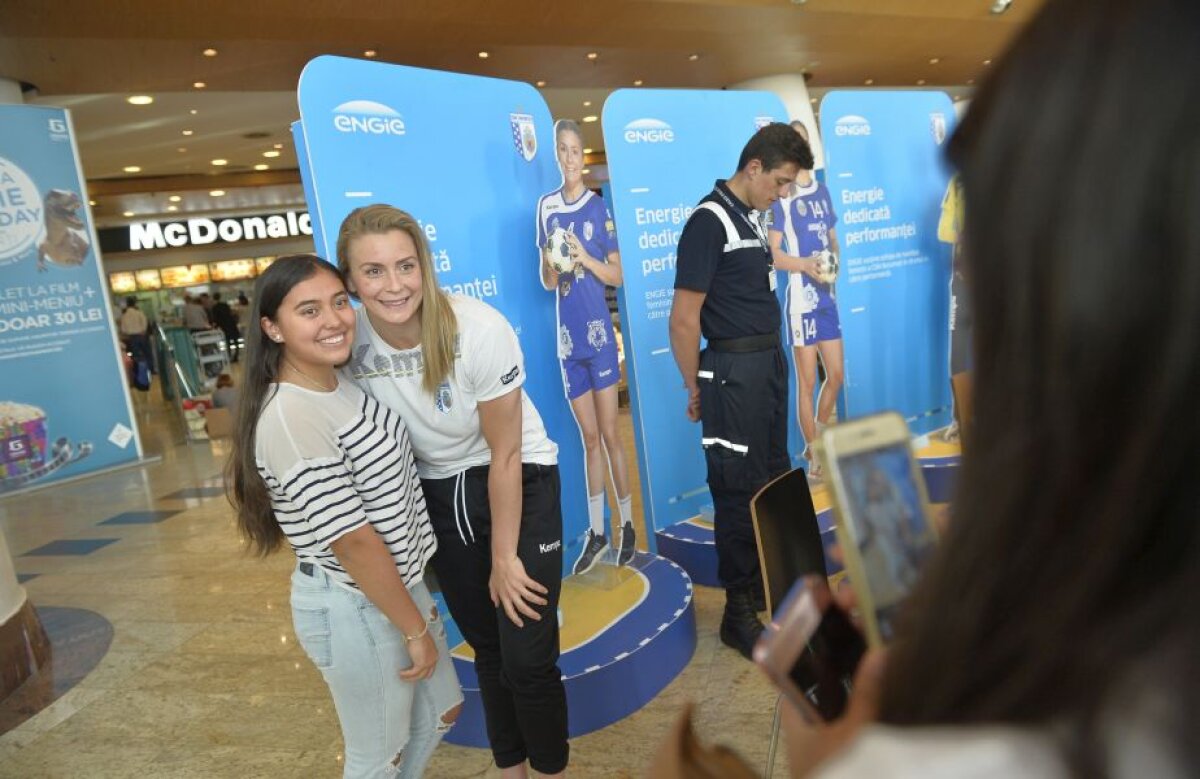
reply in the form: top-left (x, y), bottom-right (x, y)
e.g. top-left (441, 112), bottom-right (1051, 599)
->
top-left (654, 446), bottom-right (961, 583)
top-left (439, 551), bottom-right (696, 747)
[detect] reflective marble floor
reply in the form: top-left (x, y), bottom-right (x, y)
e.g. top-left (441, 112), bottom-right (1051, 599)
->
top-left (0, 384), bottom-right (786, 778)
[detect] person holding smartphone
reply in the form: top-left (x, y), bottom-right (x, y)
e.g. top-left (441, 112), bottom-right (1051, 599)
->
top-left (226, 255), bottom-right (463, 779)
top-left (338, 204), bottom-right (569, 778)
top-left (777, 1), bottom-right (1198, 776)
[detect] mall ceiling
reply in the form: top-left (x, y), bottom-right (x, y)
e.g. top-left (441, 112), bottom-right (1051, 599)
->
top-left (1, 0), bottom-right (1042, 223)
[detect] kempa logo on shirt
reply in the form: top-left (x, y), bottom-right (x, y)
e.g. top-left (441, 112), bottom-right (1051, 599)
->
top-left (834, 115), bottom-right (872, 137)
top-left (332, 100), bottom-right (407, 136)
top-left (539, 540), bottom-right (561, 554)
top-left (623, 118), bottom-right (675, 144)
top-left (500, 365), bottom-right (520, 385)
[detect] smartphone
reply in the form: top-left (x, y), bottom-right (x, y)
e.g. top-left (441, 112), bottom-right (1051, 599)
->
top-left (818, 412), bottom-right (939, 648)
top-left (753, 575), bottom-right (867, 722)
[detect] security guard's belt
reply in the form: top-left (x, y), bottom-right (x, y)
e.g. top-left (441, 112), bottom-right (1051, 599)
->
top-left (706, 332), bottom-right (779, 353)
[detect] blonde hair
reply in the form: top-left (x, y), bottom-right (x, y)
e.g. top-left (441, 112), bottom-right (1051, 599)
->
top-left (336, 204), bottom-right (458, 395)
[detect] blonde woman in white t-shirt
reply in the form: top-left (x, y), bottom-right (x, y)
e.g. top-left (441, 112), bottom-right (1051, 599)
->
top-left (337, 205), bottom-right (570, 779)
top-left (226, 254), bottom-right (462, 779)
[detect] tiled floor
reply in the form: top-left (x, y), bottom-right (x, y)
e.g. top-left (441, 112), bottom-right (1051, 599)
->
top-left (0, 383), bottom-right (787, 778)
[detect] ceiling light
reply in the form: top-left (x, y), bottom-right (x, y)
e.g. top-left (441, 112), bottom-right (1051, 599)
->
top-left (864, 78), bottom-right (875, 85)
top-left (203, 48), bottom-right (218, 57)
top-left (166, 205), bottom-right (179, 212)
top-left (211, 159), bottom-right (228, 166)
top-left (582, 115), bottom-right (598, 123)
top-left (583, 100), bottom-right (592, 107)
top-left (583, 148), bottom-right (594, 154)
top-left (633, 79), bottom-right (643, 86)
top-left (967, 78), bottom-right (976, 84)
top-left (254, 163), bottom-right (269, 171)
top-left (168, 195), bottom-right (182, 202)
top-left (990, 0), bottom-right (1013, 13)
top-left (273, 143), bottom-right (283, 149)
top-left (810, 97), bottom-right (817, 104)
top-left (189, 109), bottom-right (198, 115)
top-left (209, 190), bottom-right (226, 197)
top-left (177, 147), bottom-right (187, 153)
top-left (263, 150), bottom-right (281, 158)
top-left (688, 53), bottom-right (700, 61)
top-left (581, 169), bottom-right (591, 175)
top-left (181, 129), bottom-right (193, 136)
top-left (586, 52), bottom-right (599, 60)
top-left (126, 95), bottom-right (153, 105)
top-left (193, 81), bottom-right (207, 89)
top-left (917, 79), bottom-right (926, 85)
top-left (983, 59), bottom-right (992, 66)
top-left (536, 80), bottom-right (546, 87)
top-left (123, 165), bottom-right (141, 173)
top-left (929, 57), bottom-right (941, 65)
top-left (363, 50), bottom-right (377, 58)
top-left (123, 211), bottom-right (135, 218)
top-left (478, 51), bottom-right (489, 59)
top-left (88, 199), bottom-right (96, 206)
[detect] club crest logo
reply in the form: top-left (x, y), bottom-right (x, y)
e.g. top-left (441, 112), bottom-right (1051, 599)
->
top-left (435, 380), bottom-right (453, 414)
top-left (586, 319), bottom-right (609, 350)
top-left (510, 113), bottom-right (537, 161)
top-left (558, 325), bottom-right (573, 359)
top-left (583, 220), bottom-right (593, 241)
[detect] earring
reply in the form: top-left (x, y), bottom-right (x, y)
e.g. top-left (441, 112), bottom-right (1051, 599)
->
top-left (272, 334), bottom-right (282, 342)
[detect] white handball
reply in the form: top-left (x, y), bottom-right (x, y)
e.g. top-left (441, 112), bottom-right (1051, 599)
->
top-left (545, 228), bottom-right (575, 274)
top-left (816, 249), bottom-right (839, 284)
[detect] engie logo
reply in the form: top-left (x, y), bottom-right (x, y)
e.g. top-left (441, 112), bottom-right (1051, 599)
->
top-left (332, 100), bottom-right (407, 136)
top-left (623, 118), bottom-right (675, 144)
top-left (834, 115), bottom-right (871, 137)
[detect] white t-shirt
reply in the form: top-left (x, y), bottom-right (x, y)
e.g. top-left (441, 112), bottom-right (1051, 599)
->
top-left (255, 380), bottom-right (436, 591)
top-left (348, 294), bottom-right (558, 480)
top-left (119, 307), bottom-right (148, 336)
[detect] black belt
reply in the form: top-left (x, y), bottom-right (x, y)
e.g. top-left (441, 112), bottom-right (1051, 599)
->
top-left (706, 332), bottom-right (779, 353)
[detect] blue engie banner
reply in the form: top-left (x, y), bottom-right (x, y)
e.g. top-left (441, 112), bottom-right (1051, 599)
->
top-left (819, 91), bottom-right (955, 433)
top-left (0, 105), bottom-right (141, 496)
top-left (602, 89), bottom-right (793, 539)
top-left (296, 57), bottom-right (589, 572)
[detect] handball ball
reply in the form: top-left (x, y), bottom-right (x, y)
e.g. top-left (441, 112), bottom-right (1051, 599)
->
top-left (546, 228), bottom-right (575, 274)
top-left (816, 249), bottom-right (839, 284)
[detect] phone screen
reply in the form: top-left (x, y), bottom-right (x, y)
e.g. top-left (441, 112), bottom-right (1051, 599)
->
top-left (788, 603), bottom-right (867, 720)
top-left (837, 442), bottom-right (937, 642)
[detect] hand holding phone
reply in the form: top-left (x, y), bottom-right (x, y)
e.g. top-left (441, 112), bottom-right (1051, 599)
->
top-left (818, 412), bottom-right (939, 647)
top-left (753, 575), bottom-right (867, 722)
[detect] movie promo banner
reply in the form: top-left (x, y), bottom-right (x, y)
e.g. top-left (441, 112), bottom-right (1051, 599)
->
top-left (602, 89), bottom-right (794, 539)
top-left (819, 91), bottom-right (955, 433)
top-left (0, 105), bottom-right (141, 495)
top-left (296, 57), bottom-right (588, 572)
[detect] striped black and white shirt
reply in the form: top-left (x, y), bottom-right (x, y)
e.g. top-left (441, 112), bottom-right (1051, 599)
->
top-left (255, 380), bottom-right (435, 591)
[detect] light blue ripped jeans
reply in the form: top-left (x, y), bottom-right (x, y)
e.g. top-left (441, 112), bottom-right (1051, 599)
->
top-left (291, 562), bottom-right (464, 779)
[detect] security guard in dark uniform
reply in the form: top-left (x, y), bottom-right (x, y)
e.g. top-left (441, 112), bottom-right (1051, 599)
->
top-left (669, 123), bottom-right (813, 659)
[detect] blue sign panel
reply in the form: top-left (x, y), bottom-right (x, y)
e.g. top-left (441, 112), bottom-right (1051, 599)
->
top-left (0, 106), bottom-right (141, 495)
top-left (296, 57), bottom-right (588, 572)
top-left (602, 90), bottom-right (795, 538)
top-left (819, 91), bottom-right (955, 433)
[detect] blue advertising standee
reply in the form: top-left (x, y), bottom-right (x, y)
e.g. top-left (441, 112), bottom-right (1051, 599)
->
top-left (296, 57), bottom-right (588, 570)
top-left (602, 90), bottom-right (796, 584)
top-left (819, 91), bottom-right (956, 433)
top-left (0, 105), bottom-right (142, 497)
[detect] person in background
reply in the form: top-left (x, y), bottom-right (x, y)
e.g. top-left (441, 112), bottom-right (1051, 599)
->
top-left (211, 373), bottom-right (238, 409)
top-left (536, 118), bottom-right (636, 575)
top-left (119, 295), bottom-right (151, 366)
top-left (669, 123), bottom-right (811, 660)
top-left (183, 294), bottom-right (210, 332)
top-left (226, 255), bottom-right (462, 778)
top-left (339, 204), bottom-right (570, 778)
top-left (782, 1), bottom-right (1198, 776)
top-left (210, 292), bottom-right (242, 362)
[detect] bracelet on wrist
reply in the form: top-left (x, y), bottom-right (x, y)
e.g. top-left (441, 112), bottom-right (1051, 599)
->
top-left (404, 621), bottom-right (429, 642)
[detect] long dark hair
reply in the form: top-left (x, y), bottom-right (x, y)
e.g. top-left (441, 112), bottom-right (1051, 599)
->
top-left (225, 254), bottom-right (346, 556)
top-left (879, 0), bottom-right (1199, 774)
